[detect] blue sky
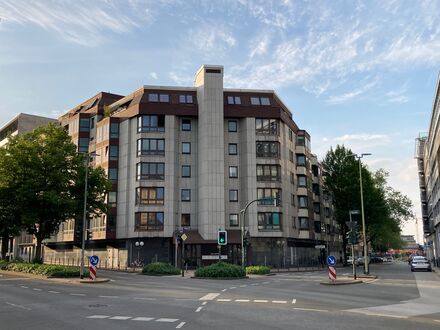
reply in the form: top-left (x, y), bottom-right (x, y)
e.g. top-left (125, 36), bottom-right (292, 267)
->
top-left (1, 0), bottom-right (438, 242)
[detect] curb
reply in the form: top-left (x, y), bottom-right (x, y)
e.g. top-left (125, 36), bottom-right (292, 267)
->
top-left (348, 275), bottom-right (378, 279)
top-left (191, 276), bottom-right (249, 280)
top-left (79, 278), bottom-right (110, 284)
top-left (320, 279), bottom-right (363, 285)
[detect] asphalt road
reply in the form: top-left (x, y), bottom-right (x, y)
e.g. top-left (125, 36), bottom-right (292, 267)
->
top-left (0, 262), bottom-right (439, 329)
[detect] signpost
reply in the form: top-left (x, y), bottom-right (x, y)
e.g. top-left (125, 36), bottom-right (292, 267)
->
top-left (180, 233), bottom-right (187, 277)
top-left (326, 255), bottom-right (336, 281)
top-left (89, 255), bottom-right (99, 281)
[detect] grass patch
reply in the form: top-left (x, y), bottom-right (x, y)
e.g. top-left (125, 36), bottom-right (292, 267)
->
top-left (194, 262), bottom-right (246, 278)
top-left (246, 265), bottom-right (271, 275)
top-left (142, 262), bottom-right (181, 276)
top-left (0, 261), bottom-right (88, 277)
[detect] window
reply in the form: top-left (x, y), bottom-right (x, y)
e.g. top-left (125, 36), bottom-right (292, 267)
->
top-left (229, 166), bottom-right (238, 178)
top-left (110, 123), bottom-right (119, 138)
top-left (228, 120), bottom-right (237, 132)
top-left (250, 97), bottom-right (260, 105)
top-left (292, 216), bottom-right (297, 228)
top-left (257, 188), bottom-right (281, 205)
top-left (312, 165), bottom-right (319, 177)
top-left (137, 115), bottom-right (165, 132)
top-left (255, 118), bottom-right (278, 135)
top-left (159, 94), bottom-right (169, 103)
top-left (291, 194), bottom-right (295, 206)
top-left (137, 139), bottom-right (165, 156)
top-left (229, 214), bottom-right (239, 227)
top-left (108, 168), bottom-right (118, 182)
top-left (312, 183), bottom-right (320, 195)
top-left (181, 214), bottom-right (191, 227)
top-left (78, 138), bottom-right (89, 153)
top-left (290, 172), bottom-right (295, 184)
top-left (181, 119), bottom-right (191, 131)
top-left (258, 212), bottom-right (281, 230)
top-left (289, 150), bottom-right (294, 162)
top-left (314, 221), bottom-right (322, 233)
top-left (229, 190), bottom-right (238, 202)
top-left (299, 217), bottom-right (309, 230)
top-left (135, 212), bottom-right (164, 231)
top-left (227, 96), bottom-right (241, 105)
top-left (296, 135), bottom-right (305, 146)
top-left (136, 162), bottom-right (165, 180)
top-left (251, 97), bottom-right (270, 106)
top-left (79, 118), bottom-right (90, 132)
top-left (182, 165), bottom-right (191, 178)
top-left (179, 95), bottom-right (193, 104)
top-left (325, 207), bottom-right (331, 217)
top-left (256, 141), bottom-right (280, 158)
top-left (313, 202), bottom-right (321, 214)
top-left (108, 191), bottom-right (117, 206)
top-left (90, 117), bottom-right (95, 129)
top-left (182, 142), bottom-right (191, 154)
top-left (297, 175), bottom-right (307, 187)
top-left (228, 143), bottom-right (237, 155)
top-left (148, 94), bottom-right (159, 102)
top-left (298, 196), bottom-right (308, 208)
top-left (136, 187), bottom-right (164, 205)
top-left (256, 164), bottom-right (281, 182)
top-left (289, 129), bottom-right (293, 141)
top-left (261, 97), bottom-right (270, 105)
top-left (109, 145), bottom-right (118, 160)
top-left (296, 154), bottom-right (306, 166)
top-left (181, 189), bottom-right (191, 202)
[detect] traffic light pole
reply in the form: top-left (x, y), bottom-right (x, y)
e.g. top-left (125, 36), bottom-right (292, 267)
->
top-left (349, 211), bottom-right (357, 280)
top-left (80, 156), bottom-right (89, 279)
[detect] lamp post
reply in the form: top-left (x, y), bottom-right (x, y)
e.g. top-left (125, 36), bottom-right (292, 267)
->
top-left (135, 241), bottom-right (144, 265)
top-left (349, 210), bottom-right (360, 280)
top-left (80, 152), bottom-right (98, 279)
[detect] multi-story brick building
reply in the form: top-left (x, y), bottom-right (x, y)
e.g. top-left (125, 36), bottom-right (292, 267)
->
top-left (44, 65), bottom-right (341, 268)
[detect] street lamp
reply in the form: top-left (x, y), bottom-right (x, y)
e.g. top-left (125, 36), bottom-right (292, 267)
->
top-left (80, 152), bottom-right (98, 279)
top-left (345, 152), bottom-right (372, 275)
top-left (134, 240), bottom-right (144, 265)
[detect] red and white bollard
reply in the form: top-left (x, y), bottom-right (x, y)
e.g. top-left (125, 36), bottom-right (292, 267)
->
top-left (328, 266), bottom-right (336, 281)
top-left (89, 265), bottom-right (97, 280)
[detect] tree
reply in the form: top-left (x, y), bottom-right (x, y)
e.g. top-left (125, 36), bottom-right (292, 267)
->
top-left (1, 123), bottom-right (111, 262)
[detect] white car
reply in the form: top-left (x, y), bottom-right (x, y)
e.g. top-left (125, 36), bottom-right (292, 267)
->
top-left (411, 257), bottom-right (431, 272)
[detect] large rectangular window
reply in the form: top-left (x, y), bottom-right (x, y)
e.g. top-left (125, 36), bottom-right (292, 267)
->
top-left (228, 143), bottom-right (237, 155)
top-left (181, 165), bottom-right (191, 178)
top-left (256, 141), bottom-right (280, 158)
top-left (256, 164), bottom-right (281, 182)
top-left (229, 166), bottom-right (238, 178)
top-left (148, 94), bottom-right (169, 103)
top-left (135, 212), bottom-right (164, 231)
top-left (108, 168), bottom-right (118, 182)
top-left (258, 212), bottom-right (281, 230)
top-left (181, 189), bottom-right (191, 202)
top-left (298, 196), bottom-right (308, 208)
top-left (313, 202), bottom-right (321, 214)
top-left (229, 190), bottom-right (238, 202)
top-left (228, 120), bottom-right (237, 132)
top-left (137, 115), bottom-right (165, 132)
top-left (108, 191), bottom-right (117, 207)
top-left (255, 118), bottom-right (278, 135)
top-left (181, 119), bottom-right (191, 131)
top-left (78, 138), bottom-right (89, 153)
top-left (182, 142), bottom-right (191, 154)
top-left (251, 97), bottom-right (270, 106)
top-left (296, 154), bottom-right (306, 166)
top-left (181, 214), bottom-right (191, 227)
top-left (297, 175), bottom-right (307, 187)
top-left (229, 214), bottom-right (239, 227)
top-left (109, 145), bottom-right (118, 160)
top-left (137, 139), bottom-right (165, 156)
top-left (136, 187), bottom-right (164, 205)
top-left (110, 123), bottom-right (119, 138)
top-left (136, 162), bottom-right (165, 180)
top-left (227, 96), bottom-right (241, 105)
top-left (79, 118), bottom-right (90, 132)
top-left (257, 188), bottom-right (281, 205)
top-left (299, 217), bottom-right (309, 230)
top-left (179, 95), bottom-right (194, 104)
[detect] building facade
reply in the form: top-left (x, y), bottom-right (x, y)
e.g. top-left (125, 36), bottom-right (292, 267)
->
top-left (417, 74), bottom-right (440, 266)
top-left (0, 113), bottom-right (57, 261)
top-left (44, 65), bottom-right (342, 268)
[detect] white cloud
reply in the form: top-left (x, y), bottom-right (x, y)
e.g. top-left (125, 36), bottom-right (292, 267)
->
top-left (150, 72), bottom-right (158, 80)
top-left (188, 25), bottom-right (236, 53)
top-left (386, 84), bottom-right (409, 104)
top-left (249, 34), bottom-right (270, 58)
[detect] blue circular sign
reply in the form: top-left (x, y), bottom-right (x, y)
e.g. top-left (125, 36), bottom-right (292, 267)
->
top-left (89, 255), bottom-right (99, 266)
top-left (326, 255), bottom-right (336, 266)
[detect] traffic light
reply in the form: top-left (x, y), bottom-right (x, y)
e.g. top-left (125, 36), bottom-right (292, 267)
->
top-left (218, 230), bottom-right (227, 245)
top-left (75, 230), bottom-right (82, 242)
top-left (86, 229), bottom-right (93, 241)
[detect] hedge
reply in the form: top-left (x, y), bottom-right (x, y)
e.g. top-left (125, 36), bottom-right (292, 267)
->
top-left (0, 261), bottom-right (88, 278)
top-left (246, 265), bottom-right (271, 275)
top-left (142, 262), bottom-right (181, 275)
top-left (194, 262), bottom-right (246, 278)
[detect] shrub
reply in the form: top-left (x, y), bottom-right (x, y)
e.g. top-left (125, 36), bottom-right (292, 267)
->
top-left (0, 261), bottom-right (87, 277)
top-left (195, 262), bottom-right (246, 278)
top-left (246, 265), bottom-right (271, 275)
top-left (142, 262), bottom-right (180, 275)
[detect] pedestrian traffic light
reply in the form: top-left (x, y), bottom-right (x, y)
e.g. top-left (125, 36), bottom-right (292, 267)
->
top-left (218, 230), bottom-right (227, 245)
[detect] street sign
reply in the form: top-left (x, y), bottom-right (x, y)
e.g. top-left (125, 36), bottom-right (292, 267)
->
top-left (326, 255), bottom-right (337, 266)
top-left (181, 233), bottom-right (188, 241)
top-left (89, 255), bottom-right (99, 267)
top-left (315, 245), bottom-right (326, 249)
top-left (328, 266), bottom-right (337, 281)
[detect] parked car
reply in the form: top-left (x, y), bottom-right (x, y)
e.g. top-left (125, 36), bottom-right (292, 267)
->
top-left (347, 256), bottom-right (358, 265)
top-left (370, 256), bottom-right (384, 263)
top-left (411, 257), bottom-right (431, 272)
top-left (386, 256), bottom-right (394, 262)
top-left (356, 257), bottom-right (372, 266)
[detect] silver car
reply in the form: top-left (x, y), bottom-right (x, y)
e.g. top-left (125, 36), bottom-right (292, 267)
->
top-left (411, 257), bottom-right (432, 272)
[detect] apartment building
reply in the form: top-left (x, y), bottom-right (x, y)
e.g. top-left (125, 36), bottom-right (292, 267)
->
top-left (417, 73), bottom-right (440, 265)
top-left (0, 113), bottom-right (57, 261)
top-left (44, 65), bottom-right (341, 268)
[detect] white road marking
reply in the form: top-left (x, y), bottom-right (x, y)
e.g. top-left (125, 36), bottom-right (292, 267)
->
top-left (48, 291), bottom-right (60, 294)
top-left (434, 320), bottom-right (440, 323)
top-left (293, 307), bottom-right (328, 312)
top-left (221, 289), bottom-right (227, 292)
top-left (176, 321), bottom-right (186, 328)
top-left (217, 299), bottom-right (231, 302)
top-left (199, 293), bottom-right (220, 301)
top-left (109, 316), bottom-right (132, 320)
top-left (87, 315), bottom-right (110, 319)
top-left (262, 282), bottom-right (270, 284)
top-left (134, 297), bottom-right (157, 301)
top-left (348, 310), bottom-right (408, 319)
top-left (69, 293), bottom-right (86, 296)
top-left (5, 302), bottom-right (31, 310)
top-left (292, 299), bottom-right (297, 304)
top-left (239, 285), bottom-right (247, 287)
top-left (251, 283), bottom-right (259, 286)
top-left (202, 301), bottom-right (207, 306)
top-left (20, 286), bottom-right (28, 289)
top-left (272, 300), bottom-right (287, 304)
top-left (99, 295), bottom-right (118, 298)
top-left (32, 288), bottom-right (42, 291)
top-left (132, 317), bottom-right (154, 321)
top-left (195, 307), bottom-right (203, 312)
top-left (156, 318), bottom-right (179, 322)
top-left (235, 299), bottom-right (250, 302)
top-left (230, 287), bottom-right (237, 289)
top-left (254, 300), bottom-right (269, 303)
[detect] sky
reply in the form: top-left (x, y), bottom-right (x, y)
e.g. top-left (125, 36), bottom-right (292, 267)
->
top-left (0, 0), bottom-right (438, 243)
